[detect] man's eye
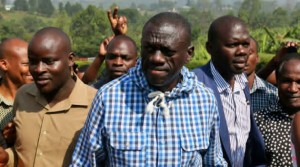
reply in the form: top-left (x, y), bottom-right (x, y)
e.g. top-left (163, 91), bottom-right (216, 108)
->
top-left (106, 54), bottom-right (116, 60)
top-left (29, 60), bottom-right (37, 65)
top-left (45, 60), bottom-right (54, 65)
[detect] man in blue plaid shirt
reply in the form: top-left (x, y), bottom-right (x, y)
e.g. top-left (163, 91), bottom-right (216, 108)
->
top-left (71, 12), bottom-right (227, 166)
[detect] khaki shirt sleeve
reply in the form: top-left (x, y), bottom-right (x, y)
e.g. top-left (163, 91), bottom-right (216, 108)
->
top-left (5, 147), bottom-right (16, 167)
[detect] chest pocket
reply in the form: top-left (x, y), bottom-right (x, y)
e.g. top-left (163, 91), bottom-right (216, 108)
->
top-left (180, 133), bottom-right (207, 166)
top-left (109, 131), bottom-right (146, 166)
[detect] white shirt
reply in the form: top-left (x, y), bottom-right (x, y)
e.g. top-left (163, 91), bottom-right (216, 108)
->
top-left (210, 62), bottom-right (251, 167)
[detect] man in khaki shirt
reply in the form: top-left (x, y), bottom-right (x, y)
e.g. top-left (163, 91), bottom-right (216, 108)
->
top-left (0, 27), bottom-right (97, 167)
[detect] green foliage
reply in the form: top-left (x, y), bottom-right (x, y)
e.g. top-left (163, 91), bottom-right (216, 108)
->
top-left (70, 5), bottom-right (110, 57)
top-left (13, 0), bottom-right (28, 11)
top-left (37, 0), bottom-right (55, 17)
top-left (238, 0), bottom-right (261, 28)
top-left (179, 7), bottom-right (214, 40)
top-left (28, 0), bottom-right (37, 12)
top-left (65, 2), bottom-right (83, 16)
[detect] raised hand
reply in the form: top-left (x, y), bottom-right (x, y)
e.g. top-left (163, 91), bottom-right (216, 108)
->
top-left (98, 36), bottom-right (114, 58)
top-left (273, 41), bottom-right (298, 65)
top-left (107, 6), bottom-right (128, 35)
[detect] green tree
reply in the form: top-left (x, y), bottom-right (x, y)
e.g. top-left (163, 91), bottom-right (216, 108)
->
top-left (270, 7), bottom-right (289, 27)
top-left (64, 1), bottom-right (71, 15)
top-left (70, 5), bottom-right (110, 57)
top-left (0, 0), bottom-right (6, 9)
top-left (28, 0), bottom-right (37, 12)
top-left (13, 0), bottom-right (28, 11)
top-left (65, 3), bottom-right (83, 16)
top-left (37, 0), bottom-right (54, 16)
top-left (58, 2), bottom-right (64, 13)
top-left (238, 0), bottom-right (261, 28)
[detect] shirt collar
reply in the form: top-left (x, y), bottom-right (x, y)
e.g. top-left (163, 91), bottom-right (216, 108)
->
top-left (0, 93), bottom-right (13, 106)
top-left (26, 77), bottom-right (91, 112)
top-left (210, 61), bottom-right (248, 93)
top-left (130, 58), bottom-right (197, 98)
top-left (251, 75), bottom-right (267, 93)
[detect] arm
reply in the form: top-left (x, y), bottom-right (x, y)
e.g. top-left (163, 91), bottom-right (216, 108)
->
top-left (81, 7), bottom-right (127, 84)
top-left (203, 97), bottom-right (227, 166)
top-left (257, 42), bottom-right (298, 85)
top-left (81, 37), bottom-right (112, 84)
top-left (70, 93), bottom-right (106, 166)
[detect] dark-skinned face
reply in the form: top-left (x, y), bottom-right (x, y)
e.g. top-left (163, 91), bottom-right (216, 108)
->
top-left (278, 59), bottom-right (300, 114)
top-left (28, 36), bottom-right (73, 94)
top-left (105, 39), bottom-right (137, 81)
top-left (141, 22), bottom-right (193, 92)
top-left (6, 40), bottom-right (33, 86)
top-left (208, 22), bottom-right (250, 76)
top-left (244, 39), bottom-right (259, 76)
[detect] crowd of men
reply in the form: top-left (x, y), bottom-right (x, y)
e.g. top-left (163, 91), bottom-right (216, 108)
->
top-left (0, 6), bottom-right (299, 167)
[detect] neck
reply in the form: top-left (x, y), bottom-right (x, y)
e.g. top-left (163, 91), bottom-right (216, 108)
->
top-left (215, 66), bottom-right (235, 88)
top-left (45, 77), bottom-right (76, 107)
top-left (281, 102), bottom-right (300, 117)
top-left (153, 74), bottom-right (181, 93)
top-left (0, 77), bottom-right (21, 101)
top-left (247, 72), bottom-right (256, 90)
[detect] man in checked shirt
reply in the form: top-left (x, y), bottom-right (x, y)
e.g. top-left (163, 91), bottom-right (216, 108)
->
top-left (71, 12), bottom-right (227, 166)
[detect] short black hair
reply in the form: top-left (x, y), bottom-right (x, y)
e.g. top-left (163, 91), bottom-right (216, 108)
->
top-left (208, 15), bottom-right (247, 44)
top-left (276, 52), bottom-right (300, 78)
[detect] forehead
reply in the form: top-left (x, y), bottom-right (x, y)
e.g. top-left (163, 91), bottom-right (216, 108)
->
top-left (107, 39), bottom-right (136, 56)
top-left (279, 59), bottom-right (300, 76)
top-left (217, 22), bottom-right (249, 41)
top-left (142, 22), bottom-right (187, 47)
top-left (29, 36), bottom-right (65, 58)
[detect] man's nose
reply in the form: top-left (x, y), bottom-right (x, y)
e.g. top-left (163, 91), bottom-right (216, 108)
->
top-left (150, 50), bottom-right (165, 64)
top-left (35, 62), bottom-right (46, 73)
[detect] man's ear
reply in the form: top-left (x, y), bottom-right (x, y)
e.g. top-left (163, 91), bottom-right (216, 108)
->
top-left (205, 41), bottom-right (212, 55)
top-left (186, 45), bottom-right (194, 62)
top-left (68, 52), bottom-right (75, 67)
top-left (0, 59), bottom-right (8, 71)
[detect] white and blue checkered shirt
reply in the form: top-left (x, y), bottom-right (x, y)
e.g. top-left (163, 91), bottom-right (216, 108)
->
top-left (71, 59), bottom-right (227, 166)
top-left (250, 75), bottom-right (278, 113)
top-left (210, 62), bottom-right (250, 167)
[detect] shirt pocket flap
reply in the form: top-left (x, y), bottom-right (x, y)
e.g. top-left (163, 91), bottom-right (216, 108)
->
top-left (181, 133), bottom-right (203, 152)
top-left (110, 131), bottom-right (145, 151)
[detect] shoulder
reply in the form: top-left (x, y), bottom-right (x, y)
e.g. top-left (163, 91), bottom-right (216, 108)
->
top-left (96, 74), bottom-right (133, 96)
top-left (15, 83), bottom-right (36, 97)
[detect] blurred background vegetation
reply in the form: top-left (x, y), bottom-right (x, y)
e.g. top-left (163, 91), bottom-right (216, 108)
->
top-left (0, 0), bottom-right (300, 71)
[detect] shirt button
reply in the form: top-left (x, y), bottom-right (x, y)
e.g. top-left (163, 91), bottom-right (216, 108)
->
top-left (39, 152), bottom-right (43, 156)
top-left (159, 139), bottom-right (165, 144)
top-left (43, 131), bottom-right (47, 135)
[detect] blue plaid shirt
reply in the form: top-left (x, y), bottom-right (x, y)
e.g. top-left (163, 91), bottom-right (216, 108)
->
top-left (250, 75), bottom-right (278, 113)
top-left (71, 59), bottom-right (227, 166)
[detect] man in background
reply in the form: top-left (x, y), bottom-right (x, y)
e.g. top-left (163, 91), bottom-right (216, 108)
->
top-left (0, 38), bottom-right (33, 148)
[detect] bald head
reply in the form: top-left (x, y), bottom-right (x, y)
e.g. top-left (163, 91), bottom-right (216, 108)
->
top-left (28, 27), bottom-right (75, 95)
top-left (107, 35), bottom-right (137, 56)
top-left (142, 12), bottom-right (192, 46)
top-left (208, 15), bottom-right (248, 44)
top-left (0, 38), bottom-right (32, 85)
top-left (0, 38), bottom-right (28, 60)
top-left (105, 35), bottom-right (138, 81)
top-left (29, 27), bottom-right (71, 56)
